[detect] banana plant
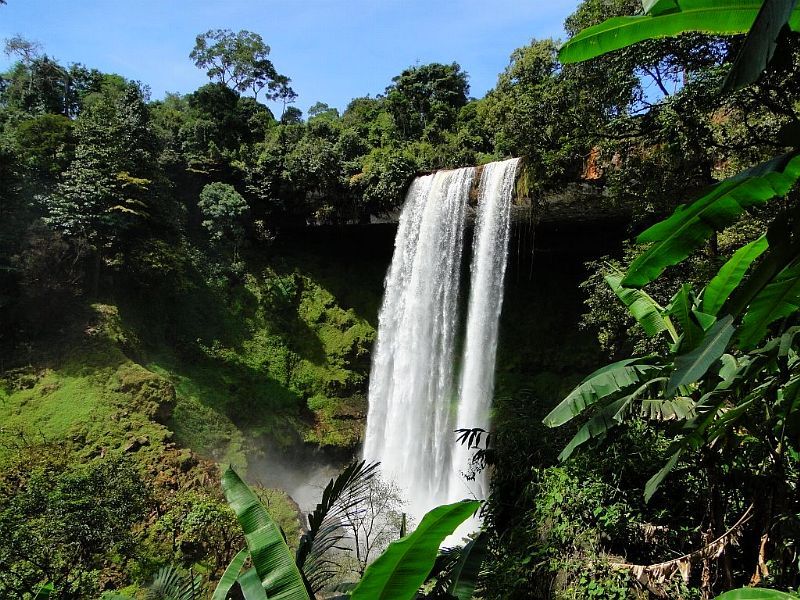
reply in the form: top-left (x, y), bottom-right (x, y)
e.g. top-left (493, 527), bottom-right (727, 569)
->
top-left (350, 500), bottom-right (480, 600)
top-left (215, 465), bottom-right (481, 600)
top-left (545, 0), bottom-right (800, 502)
top-left (218, 467), bottom-right (310, 600)
top-left (559, 0), bottom-right (800, 92)
top-left (546, 258), bottom-right (800, 499)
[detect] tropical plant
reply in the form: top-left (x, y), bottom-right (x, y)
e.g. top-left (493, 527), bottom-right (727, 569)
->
top-left (547, 0), bottom-right (800, 485)
top-left (559, 0), bottom-right (800, 92)
top-left (544, 0), bottom-right (800, 593)
top-left (349, 500), bottom-right (480, 600)
top-left (145, 566), bottom-right (203, 600)
top-left (213, 464), bottom-right (480, 600)
top-left (715, 589), bottom-right (800, 599)
top-left (215, 466), bottom-right (309, 600)
top-left (295, 461), bottom-right (380, 590)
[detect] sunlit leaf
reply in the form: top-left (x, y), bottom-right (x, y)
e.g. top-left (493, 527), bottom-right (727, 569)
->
top-left (351, 500), bottom-right (481, 600)
top-left (543, 358), bottom-right (662, 427)
top-left (221, 467), bottom-right (310, 600)
top-left (623, 153), bottom-right (800, 288)
top-left (702, 235), bottom-right (768, 315)
top-left (559, 0), bottom-right (800, 64)
top-left (605, 271), bottom-right (674, 338)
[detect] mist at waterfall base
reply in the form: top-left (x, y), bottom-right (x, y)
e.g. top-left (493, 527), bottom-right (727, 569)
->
top-left (364, 158), bottom-right (520, 526)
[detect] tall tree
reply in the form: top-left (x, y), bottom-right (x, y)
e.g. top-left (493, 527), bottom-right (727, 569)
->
top-left (385, 62), bottom-right (469, 140)
top-left (44, 83), bottom-right (161, 260)
top-left (190, 29), bottom-right (295, 102)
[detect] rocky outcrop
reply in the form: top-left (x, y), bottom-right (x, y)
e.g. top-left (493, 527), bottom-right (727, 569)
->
top-left (372, 160), bottom-right (633, 227)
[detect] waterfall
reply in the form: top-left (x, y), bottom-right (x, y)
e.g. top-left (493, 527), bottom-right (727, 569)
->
top-left (363, 167), bottom-right (473, 515)
top-left (364, 158), bottom-right (519, 522)
top-left (450, 157), bottom-right (520, 503)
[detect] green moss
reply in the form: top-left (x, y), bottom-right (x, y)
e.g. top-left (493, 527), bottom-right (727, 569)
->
top-left (0, 354), bottom-right (172, 469)
top-left (146, 266), bottom-right (376, 451)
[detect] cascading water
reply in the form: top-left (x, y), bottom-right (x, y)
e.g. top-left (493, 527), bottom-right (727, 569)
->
top-left (450, 157), bottom-right (520, 503)
top-left (363, 167), bottom-right (473, 516)
top-left (364, 158), bottom-right (520, 522)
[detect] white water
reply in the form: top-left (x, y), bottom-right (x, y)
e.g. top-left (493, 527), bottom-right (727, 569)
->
top-left (364, 158), bottom-right (519, 522)
top-left (363, 167), bottom-right (473, 516)
top-left (450, 157), bottom-right (520, 505)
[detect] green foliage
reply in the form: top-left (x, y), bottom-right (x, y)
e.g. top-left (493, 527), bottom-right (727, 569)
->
top-left (544, 4), bottom-right (800, 596)
top-left (43, 82), bottom-right (167, 259)
top-left (14, 113), bottom-right (74, 177)
top-left (543, 357), bottom-right (660, 428)
top-left (198, 182), bottom-right (249, 252)
top-left (558, 1), bottom-right (800, 65)
top-left (0, 454), bottom-right (150, 598)
top-left (384, 62), bottom-right (469, 140)
top-left (715, 589), bottom-right (800, 599)
top-left (350, 500), bottom-right (480, 600)
top-left (701, 235), bottom-right (768, 315)
top-left (622, 153), bottom-right (800, 288)
top-left (221, 466), bottom-right (310, 600)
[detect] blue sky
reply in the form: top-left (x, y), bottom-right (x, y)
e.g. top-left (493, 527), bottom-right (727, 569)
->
top-left (0, 0), bottom-right (579, 116)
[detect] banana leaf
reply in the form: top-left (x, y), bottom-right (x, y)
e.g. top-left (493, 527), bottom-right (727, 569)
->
top-left (212, 548), bottom-right (249, 600)
top-left (558, 396), bottom-right (633, 461)
top-left (702, 235), bottom-right (768, 315)
top-left (714, 587), bottom-right (799, 599)
top-left (738, 259), bottom-right (800, 349)
top-left (645, 448), bottom-right (683, 502)
top-left (723, 0), bottom-right (800, 91)
top-left (558, 377), bottom-right (669, 460)
top-left (668, 284), bottom-right (706, 351)
top-left (448, 531), bottom-right (489, 600)
top-left (238, 567), bottom-right (269, 600)
top-left (350, 500), bottom-right (480, 600)
top-left (559, 0), bottom-right (800, 64)
top-left (623, 152), bottom-right (800, 288)
top-left (605, 271), bottom-right (675, 339)
top-left (725, 207), bottom-right (800, 317)
top-left (667, 315), bottom-right (736, 394)
top-left (543, 357), bottom-right (662, 427)
top-left (642, 0), bottom-right (680, 16)
top-left (221, 467), bottom-right (310, 600)
top-left (640, 396), bottom-right (697, 420)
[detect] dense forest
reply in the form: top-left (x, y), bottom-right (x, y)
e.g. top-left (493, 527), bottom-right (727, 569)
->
top-left (2, 0), bottom-right (800, 598)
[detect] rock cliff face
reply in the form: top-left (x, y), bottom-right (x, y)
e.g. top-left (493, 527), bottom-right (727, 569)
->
top-left (374, 161), bottom-right (633, 227)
